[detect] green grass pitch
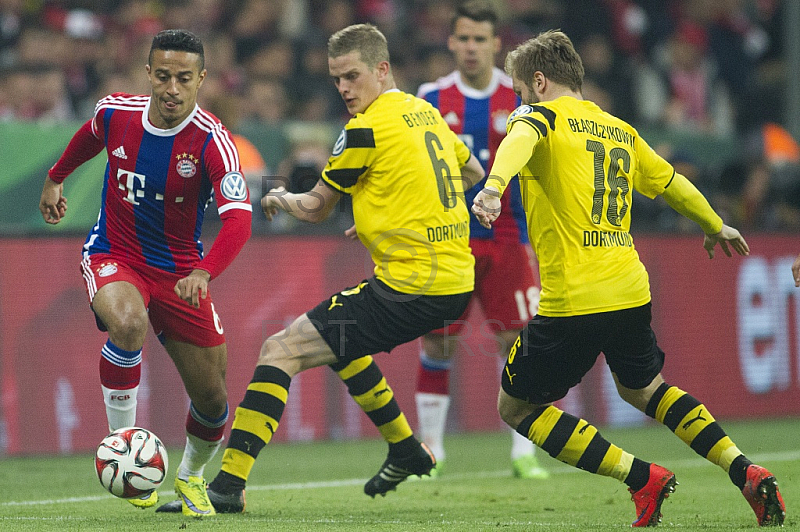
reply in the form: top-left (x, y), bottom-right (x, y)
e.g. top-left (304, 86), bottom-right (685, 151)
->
top-left (0, 418), bottom-right (796, 531)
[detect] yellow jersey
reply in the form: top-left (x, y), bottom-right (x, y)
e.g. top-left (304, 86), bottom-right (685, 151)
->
top-left (321, 90), bottom-right (475, 296)
top-left (488, 96), bottom-right (675, 316)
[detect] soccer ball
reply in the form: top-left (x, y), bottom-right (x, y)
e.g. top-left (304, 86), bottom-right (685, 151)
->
top-left (95, 427), bottom-right (168, 499)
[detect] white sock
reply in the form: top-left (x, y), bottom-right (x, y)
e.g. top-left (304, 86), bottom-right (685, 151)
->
top-left (101, 385), bottom-right (138, 431)
top-left (177, 432), bottom-right (223, 481)
top-left (415, 392), bottom-right (450, 461)
top-left (511, 428), bottom-right (537, 460)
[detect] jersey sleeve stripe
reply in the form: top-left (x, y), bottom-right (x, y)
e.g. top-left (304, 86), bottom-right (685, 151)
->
top-left (530, 105), bottom-right (557, 129)
top-left (195, 112), bottom-right (240, 171)
top-left (345, 128), bottom-right (376, 149)
top-left (516, 116), bottom-right (549, 137)
top-left (219, 202), bottom-right (253, 214)
top-left (324, 167), bottom-right (368, 189)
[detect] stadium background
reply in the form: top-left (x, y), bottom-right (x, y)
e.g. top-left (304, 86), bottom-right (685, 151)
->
top-left (1, 0), bottom-right (799, 455)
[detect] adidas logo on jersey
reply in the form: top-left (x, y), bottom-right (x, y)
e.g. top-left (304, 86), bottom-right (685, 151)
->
top-left (112, 146), bottom-right (127, 159)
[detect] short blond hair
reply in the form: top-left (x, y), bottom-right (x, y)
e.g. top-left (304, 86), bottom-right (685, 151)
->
top-left (328, 23), bottom-right (390, 68)
top-left (505, 30), bottom-right (584, 93)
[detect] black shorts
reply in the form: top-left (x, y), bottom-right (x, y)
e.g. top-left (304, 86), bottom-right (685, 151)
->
top-left (306, 277), bottom-right (472, 362)
top-left (501, 303), bottom-right (665, 404)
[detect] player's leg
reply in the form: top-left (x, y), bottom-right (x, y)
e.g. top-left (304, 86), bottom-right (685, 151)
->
top-left (82, 257), bottom-right (150, 432)
top-left (499, 311), bottom-right (676, 527)
top-left (414, 332), bottom-right (458, 469)
top-left (615, 374), bottom-right (786, 526)
top-left (330, 355), bottom-right (418, 459)
top-left (81, 257), bottom-right (154, 508)
top-left (163, 339), bottom-right (229, 516)
top-left (498, 389), bottom-right (675, 527)
top-left (479, 241), bottom-right (547, 478)
top-left (494, 328), bottom-right (548, 480)
top-left (608, 303), bottom-right (784, 526)
top-left (204, 312), bottom-right (338, 509)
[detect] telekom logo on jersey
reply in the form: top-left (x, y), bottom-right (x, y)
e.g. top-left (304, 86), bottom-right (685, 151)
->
top-left (117, 168), bottom-right (183, 204)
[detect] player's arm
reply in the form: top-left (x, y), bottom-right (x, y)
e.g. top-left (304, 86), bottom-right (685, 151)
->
top-left (472, 123), bottom-right (539, 229)
top-left (262, 179), bottom-right (341, 223)
top-left (459, 153), bottom-right (485, 190)
top-left (660, 172), bottom-right (749, 259)
top-left (39, 119), bottom-right (105, 224)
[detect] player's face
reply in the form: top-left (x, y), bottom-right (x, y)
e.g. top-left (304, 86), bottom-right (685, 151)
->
top-left (146, 49), bottom-right (206, 129)
top-left (448, 17), bottom-right (500, 88)
top-left (329, 51), bottom-right (385, 115)
top-left (512, 74), bottom-right (537, 104)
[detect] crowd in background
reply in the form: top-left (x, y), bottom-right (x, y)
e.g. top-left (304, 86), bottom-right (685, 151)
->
top-left (2, 0), bottom-right (798, 233)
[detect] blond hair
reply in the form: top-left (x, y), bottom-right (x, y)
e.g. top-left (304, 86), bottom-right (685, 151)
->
top-left (328, 23), bottom-right (390, 68)
top-left (505, 30), bottom-right (584, 92)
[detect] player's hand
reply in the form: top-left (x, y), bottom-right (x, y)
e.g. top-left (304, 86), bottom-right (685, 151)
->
top-left (261, 186), bottom-right (287, 221)
top-left (174, 269), bottom-right (211, 308)
top-left (703, 224), bottom-right (749, 259)
top-left (792, 253), bottom-right (800, 287)
top-left (472, 187), bottom-right (502, 229)
top-left (39, 177), bottom-right (68, 224)
top-left (344, 224), bottom-right (358, 240)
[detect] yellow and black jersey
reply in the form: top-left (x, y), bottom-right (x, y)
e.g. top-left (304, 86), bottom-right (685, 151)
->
top-left (321, 90), bottom-right (475, 296)
top-left (487, 96), bottom-right (676, 316)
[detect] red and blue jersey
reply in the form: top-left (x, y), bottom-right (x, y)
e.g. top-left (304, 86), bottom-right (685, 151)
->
top-left (49, 93), bottom-right (251, 278)
top-left (418, 69), bottom-right (527, 243)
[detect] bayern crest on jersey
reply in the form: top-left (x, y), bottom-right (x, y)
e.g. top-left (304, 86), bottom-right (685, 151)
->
top-left (175, 153), bottom-right (198, 178)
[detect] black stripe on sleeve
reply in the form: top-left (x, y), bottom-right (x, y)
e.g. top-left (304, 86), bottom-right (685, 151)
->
top-left (345, 128), bottom-right (376, 148)
top-left (325, 167), bottom-right (368, 189)
top-left (517, 116), bottom-right (548, 137)
top-left (530, 105), bottom-right (557, 129)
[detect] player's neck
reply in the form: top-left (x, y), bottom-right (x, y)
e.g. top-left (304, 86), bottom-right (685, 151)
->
top-left (460, 69), bottom-right (492, 91)
top-left (539, 86), bottom-right (582, 103)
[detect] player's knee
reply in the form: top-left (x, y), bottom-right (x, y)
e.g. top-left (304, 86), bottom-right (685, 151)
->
top-left (105, 311), bottom-right (148, 347)
top-left (191, 387), bottom-right (227, 418)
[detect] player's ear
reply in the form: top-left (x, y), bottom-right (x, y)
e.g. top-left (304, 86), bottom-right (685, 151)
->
top-left (493, 35), bottom-right (501, 54)
top-left (197, 68), bottom-right (207, 88)
top-left (376, 60), bottom-right (390, 81)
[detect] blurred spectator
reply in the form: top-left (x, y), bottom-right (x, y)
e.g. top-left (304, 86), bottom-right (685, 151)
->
top-left (716, 123), bottom-right (800, 230)
top-left (237, 78), bottom-right (291, 178)
top-left (0, 0), bottom-right (791, 234)
top-left (3, 64), bottom-right (73, 121)
top-left (577, 33), bottom-right (635, 122)
top-left (231, 0), bottom-right (284, 63)
top-left (233, 132), bottom-right (270, 212)
top-left (637, 21), bottom-right (734, 136)
top-left (293, 39), bottom-right (343, 121)
top-left (0, 0), bottom-right (25, 68)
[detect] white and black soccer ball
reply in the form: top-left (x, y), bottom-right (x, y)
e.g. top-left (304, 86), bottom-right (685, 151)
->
top-left (95, 427), bottom-right (168, 499)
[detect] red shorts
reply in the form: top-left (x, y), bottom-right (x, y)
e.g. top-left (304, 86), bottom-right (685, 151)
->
top-left (432, 239), bottom-right (540, 335)
top-left (80, 254), bottom-right (226, 347)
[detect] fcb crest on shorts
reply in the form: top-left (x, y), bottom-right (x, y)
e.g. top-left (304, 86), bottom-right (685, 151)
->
top-left (175, 153), bottom-right (199, 178)
top-left (96, 262), bottom-right (118, 277)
